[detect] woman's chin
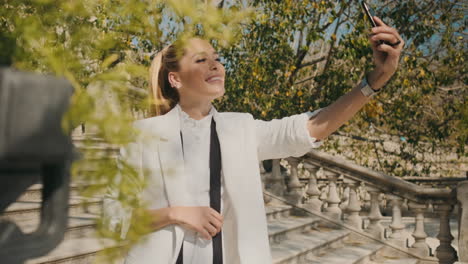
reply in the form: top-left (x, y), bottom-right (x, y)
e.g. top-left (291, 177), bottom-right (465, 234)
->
top-left (206, 85), bottom-right (225, 98)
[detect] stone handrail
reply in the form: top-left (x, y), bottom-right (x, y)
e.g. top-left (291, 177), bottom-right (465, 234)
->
top-left (303, 149), bottom-right (456, 204)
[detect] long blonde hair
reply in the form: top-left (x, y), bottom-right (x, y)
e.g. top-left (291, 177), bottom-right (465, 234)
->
top-left (148, 43), bottom-right (183, 116)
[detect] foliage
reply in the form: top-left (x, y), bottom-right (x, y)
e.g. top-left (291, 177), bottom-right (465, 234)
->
top-left (216, 0), bottom-right (467, 176)
top-left (1, 0), bottom-right (251, 260)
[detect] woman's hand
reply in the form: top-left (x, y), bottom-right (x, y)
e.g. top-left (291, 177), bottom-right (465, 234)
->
top-left (169, 206), bottom-right (223, 240)
top-left (367, 16), bottom-right (404, 90)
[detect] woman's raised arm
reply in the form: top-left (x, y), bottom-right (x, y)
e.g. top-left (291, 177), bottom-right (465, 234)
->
top-left (308, 16), bottom-right (404, 140)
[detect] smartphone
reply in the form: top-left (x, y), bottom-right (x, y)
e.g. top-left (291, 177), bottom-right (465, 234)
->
top-left (361, 1), bottom-right (377, 27)
top-left (361, 1), bottom-right (385, 45)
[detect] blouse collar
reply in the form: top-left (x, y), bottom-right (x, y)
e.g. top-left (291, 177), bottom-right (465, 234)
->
top-left (175, 104), bottom-right (217, 129)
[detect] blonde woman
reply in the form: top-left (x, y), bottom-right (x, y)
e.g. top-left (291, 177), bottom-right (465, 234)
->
top-left (106, 17), bottom-right (403, 264)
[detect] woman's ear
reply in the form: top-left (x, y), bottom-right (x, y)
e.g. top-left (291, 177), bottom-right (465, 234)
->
top-left (168, 72), bottom-right (182, 89)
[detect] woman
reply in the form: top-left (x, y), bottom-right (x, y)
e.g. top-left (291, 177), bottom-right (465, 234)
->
top-left (106, 17), bottom-right (404, 264)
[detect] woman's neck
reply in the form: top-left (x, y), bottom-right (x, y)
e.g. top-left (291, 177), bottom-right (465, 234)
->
top-left (178, 99), bottom-right (212, 120)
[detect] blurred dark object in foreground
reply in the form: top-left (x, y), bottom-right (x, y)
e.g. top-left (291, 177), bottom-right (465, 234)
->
top-left (0, 68), bottom-right (74, 264)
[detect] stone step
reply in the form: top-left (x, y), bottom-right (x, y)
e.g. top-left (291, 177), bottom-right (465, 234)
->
top-left (268, 214), bottom-right (322, 244)
top-left (373, 258), bottom-right (419, 264)
top-left (18, 183), bottom-right (92, 202)
top-left (24, 237), bottom-right (119, 264)
top-left (304, 240), bottom-right (383, 264)
top-left (74, 144), bottom-right (119, 158)
top-left (266, 204), bottom-right (293, 221)
top-left (271, 226), bottom-right (350, 264)
top-left (1, 197), bottom-right (102, 223)
top-left (16, 213), bottom-right (98, 241)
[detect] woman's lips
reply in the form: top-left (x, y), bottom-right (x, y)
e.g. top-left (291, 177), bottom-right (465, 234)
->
top-left (206, 76), bottom-right (224, 83)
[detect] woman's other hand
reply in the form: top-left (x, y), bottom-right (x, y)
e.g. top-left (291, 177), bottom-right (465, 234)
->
top-left (367, 16), bottom-right (404, 90)
top-left (169, 206), bottom-right (223, 240)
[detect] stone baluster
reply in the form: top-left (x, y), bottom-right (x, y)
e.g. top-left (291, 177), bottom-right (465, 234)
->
top-left (457, 181), bottom-right (468, 263)
top-left (323, 170), bottom-right (341, 220)
top-left (402, 198), bottom-right (409, 212)
top-left (408, 201), bottom-right (430, 256)
top-left (320, 185), bottom-right (328, 210)
top-left (259, 161), bottom-right (272, 204)
top-left (303, 163), bottom-right (322, 212)
top-left (344, 178), bottom-right (362, 230)
top-left (339, 185), bottom-right (350, 212)
top-left (361, 185), bottom-right (371, 211)
top-left (357, 182), bottom-right (366, 202)
top-left (434, 203), bottom-right (458, 264)
top-left (387, 195), bottom-right (406, 247)
top-left (365, 186), bottom-right (384, 239)
top-left (337, 174), bottom-right (345, 198)
top-left (380, 193), bottom-right (388, 211)
top-left (426, 199), bottom-right (434, 213)
top-left (285, 158), bottom-right (303, 206)
top-left (269, 159), bottom-right (285, 196)
top-left (259, 161), bottom-right (266, 174)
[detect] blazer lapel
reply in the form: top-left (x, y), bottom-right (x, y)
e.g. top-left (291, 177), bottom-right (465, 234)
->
top-left (212, 112), bottom-right (243, 209)
top-left (214, 112), bottom-right (272, 263)
top-left (153, 106), bottom-right (190, 207)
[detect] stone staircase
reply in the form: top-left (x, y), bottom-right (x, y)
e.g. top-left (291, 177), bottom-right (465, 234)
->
top-left (265, 193), bottom-right (421, 264)
top-left (1, 182), bottom-right (428, 264)
top-left (1, 183), bottom-right (110, 264)
top-left (2, 134), bottom-right (465, 263)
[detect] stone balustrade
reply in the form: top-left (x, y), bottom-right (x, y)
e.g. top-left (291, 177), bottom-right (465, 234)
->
top-left (263, 149), bottom-right (468, 264)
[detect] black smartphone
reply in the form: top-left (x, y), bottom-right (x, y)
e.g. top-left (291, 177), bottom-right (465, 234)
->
top-left (361, 1), bottom-right (377, 27)
top-left (362, 1), bottom-right (387, 45)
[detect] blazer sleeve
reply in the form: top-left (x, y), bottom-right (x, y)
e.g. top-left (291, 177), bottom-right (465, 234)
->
top-left (102, 140), bottom-right (142, 239)
top-left (255, 109), bottom-right (323, 161)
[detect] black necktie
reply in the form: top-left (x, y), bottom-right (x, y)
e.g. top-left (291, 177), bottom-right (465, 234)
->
top-left (210, 118), bottom-right (223, 264)
top-left (176, 117), bottom-right (223, 264)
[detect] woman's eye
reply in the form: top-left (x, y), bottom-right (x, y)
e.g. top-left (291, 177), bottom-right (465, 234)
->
top-left (195, 57), bottom-right (225, 65)
top-left (216, 58), bottom-right (226, 65)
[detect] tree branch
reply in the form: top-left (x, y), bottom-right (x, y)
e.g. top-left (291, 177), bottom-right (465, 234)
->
top-left (296, 30), bottom-right (304, 55)
top-left (317, 21), bottom-right (333, 33)
top-left (298, 56), bottom-right (326, 69)
top-left (217, 0), bottom-right (225, 9)
top-left (437, 85), bottom-right (464, 91)
top-left (319, 0), bottom-right (349, 76)
top-left (294, 75), bottom-right (315, 85)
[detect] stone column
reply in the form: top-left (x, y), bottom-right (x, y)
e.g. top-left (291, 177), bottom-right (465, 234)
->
top-left (303, 163), bottom-right (322, 212)
top-left (323, 170), bottom-right (341, 220)
top-left (365, 186), bottom-right (384, 239)
top-left (285, 158), bottom-right (303, 206)
top-left (434, 203), bottom-right (458, 264)
top-left (344, 178), bottom-right (362, 230)
top-left (387, 195), bottom-right (406, 247)
top-left (361, 185), bottom-right (371, 212)
top-left (320, 184), bottom-right (328, 210)
top-left (339, 185), bottom-right (350, 212)
top-left (259, 161), bottom-right (266, 174)
top-left (260, 161), bottom-right (272, 204)
top-left (402, 198), bottom-right (409, 212)
top-left (269, 159), bottom-right (285, 196)
top-left (457, 181), bottom-right (468, 263)
top-left (408, 201), bottom-right (430, 256)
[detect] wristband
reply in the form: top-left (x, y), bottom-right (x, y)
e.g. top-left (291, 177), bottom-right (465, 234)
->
top-left (359, 76), bottom-right (379, 97)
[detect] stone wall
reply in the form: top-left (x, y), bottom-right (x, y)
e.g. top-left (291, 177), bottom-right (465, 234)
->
top-left (321, 133), bottom-right (467, 177)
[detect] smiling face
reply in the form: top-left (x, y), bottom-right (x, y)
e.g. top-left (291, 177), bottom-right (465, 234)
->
top-left (168, 38), bottom-right (225, 104)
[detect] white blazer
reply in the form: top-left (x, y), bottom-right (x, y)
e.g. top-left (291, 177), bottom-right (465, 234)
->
top-left (104, 106), bottom-right (322, 264)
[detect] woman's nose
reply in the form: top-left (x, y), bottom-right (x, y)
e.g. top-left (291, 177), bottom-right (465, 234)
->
top-left (210, 61), bottom-right (218, 71)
